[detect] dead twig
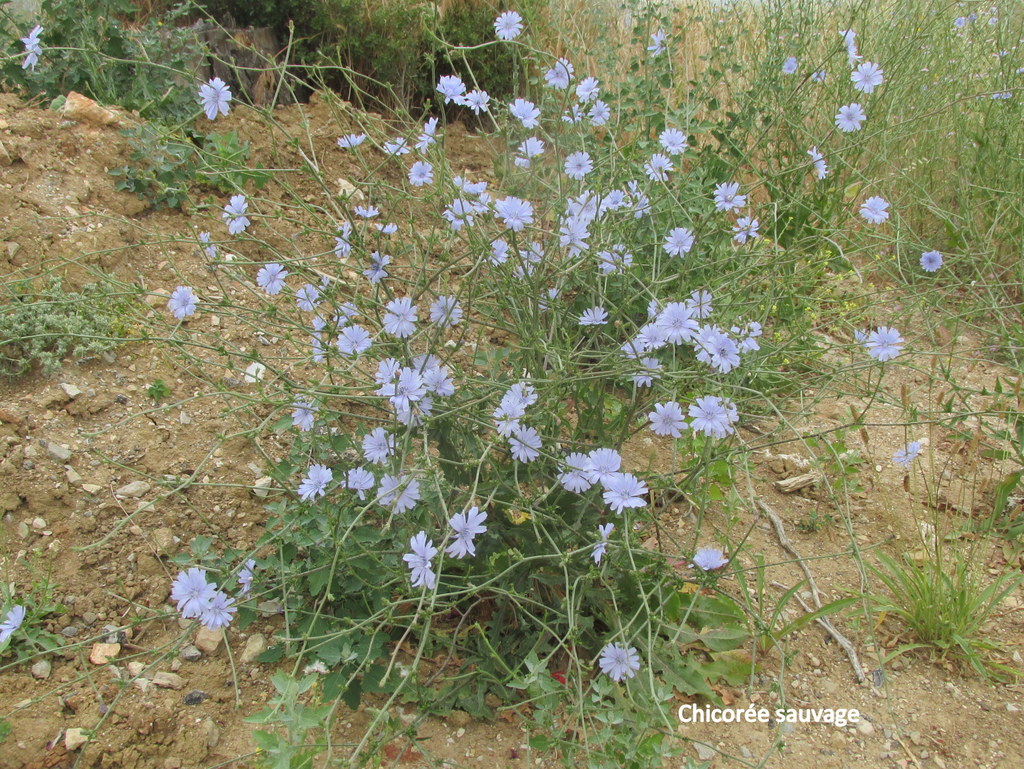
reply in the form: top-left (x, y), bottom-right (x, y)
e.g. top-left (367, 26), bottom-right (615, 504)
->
top-left (757, 498), bottom-right (866, 683)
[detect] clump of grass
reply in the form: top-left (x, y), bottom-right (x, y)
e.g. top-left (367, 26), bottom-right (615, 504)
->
top-left (871, 548), bottom-right (1023, 679)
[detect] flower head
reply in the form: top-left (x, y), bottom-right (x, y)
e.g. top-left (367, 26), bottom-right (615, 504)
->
top-left (602, 472), bottom-right (648, 514)
top-left (291, 399), bottom-right (317, 431)
top-left (559, 452), bottom-right (594, 493)
top-left (437, 75), bottom-right (467, 105)
top-left (336, 324), bottom-right (372, 357)
top-left (851, 61), bottom-right (884, 94)
top-left (168, 286), bottom-right (197, 319)
top-left (362, 427), bottom-right (395, 464)
top-left (598, 642), bottom-right (640, 682)
top-left (664, 227), bottom-right (695, 258)
top-left (860, 196), bottom-right (889, 224)
top-left (545, 58), bottom-right (574, 89)
top-left (0, 604), bottom-right (26, 643)
top-left (21, 25), bottom-right (42, 71)
top-left (648, 29), bottom-right (667, 57)
top-left (383, 297), bottom-right (418, 338)
top-left (446, 506), bottom-right (488, 558)
top-left (509, 426), bottom-right (542, 463)
top-left (379, 474), bottom-right (420, 514)
top-left (782, 56), bottom-right (798, 75)
top-left (237, 560), bottom-right (256, 596)
top-left (835, 103), bottom-right (866, 132)
top-left (649, 401), bottom-right (687, 438)
top-left (688, 396), bottom-right (739, 438)
top-left (808, 147), bottom-right (829, 179)
top-left (223, 194), bottom-right (250, 235)
top-left (579, 306), bottom-right (609, 326)
top-left (863, 326), bottom-right (904, 361)
top-left (495, 196), bottom-right (534, 232)
top-left (692, 547), bottom-right (729, 571)
top-left (494, 10), bottom-right (524, 40)
top-left (298, 464), bottom-right (333, 501)
top-left (199, 77), bottom-right (232, 120)
top-left (403, 531), bottom-right (438, 589)
top-left (171, 568), bottom-right (217, 619)
top-left (564, 151), bottom-right (593, 180)
top-left (200, 590), bottom-right (236, 630)
top-left (510, 98), bottom-right (540, 128)
top-left (257, 263), bottom-right (288, 295)
top-left (592, 523), bottom-right (614, 565)
top-left (337, 133), bottom-right (366, 149)
top-left (893, 441), bottom-right (921, 468)
top-left (920, 250), bottom-right (943, 272)
top-left (659, 128), bottom-right (688, 155)
top-left (732, 216), bottom-right (760, 244)
top-left (429, 295), bottom-right (463, 327)
top-left (714, 182), bottom-right (746, 213)
top-left (346, 467), bottom-right (375, 500)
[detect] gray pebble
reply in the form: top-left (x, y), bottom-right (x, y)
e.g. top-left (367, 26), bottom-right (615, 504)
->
top-left (61, 626), bottom-right (80, 638)
top-left (179, 645), bottom-right (203, 662)
top-left (183, 690), bottom-right (209, 705)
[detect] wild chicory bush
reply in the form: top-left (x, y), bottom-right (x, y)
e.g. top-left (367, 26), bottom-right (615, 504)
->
top-left (114, 0), bottom-right (1019, 761)
top-left (143, 0), bottom-right (952, 747)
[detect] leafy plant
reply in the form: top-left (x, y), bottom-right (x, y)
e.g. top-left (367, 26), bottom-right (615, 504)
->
top-left (0, 277), bottom-right (129, 376)
top-left (109, 123), bottom-right (197, 210)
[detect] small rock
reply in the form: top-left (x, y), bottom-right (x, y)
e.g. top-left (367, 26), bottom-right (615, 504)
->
top-left (240, 634), bottom-right (267, 664)
top-left (252, 476), bottom-right (273, 499)
top-left (695, 743), bottom-right (717, 761)
top-left (243, 362), bottom-right (266, 383)
top-left (31, 517), bottom-right (46, 530)
top-left (152, 672), bottom-right (185, 690)
top-left (448, 710), bottom-right (472, 729)
top-left (336, 178), bottom-right (366, 202)
top-left (194, 627), bottom-right (224, 655)
top-left (1007, 703), bottom-right (1020, 713)
top-left (65, 467), bottom-right (82, 485)
top-left (163, 759), bottom-right (182, 769)
top-left (89, 642), bottom-right (121, 665)
top-left (61, 626), bottom-right (80, 638)
top-left (151, 527), bottom-right (176, 553)
top-left (183, 690), bottom-right (209, 706)
top-left (115, 480), bottom-right (151, 498)
top-left (60, 383), bottom-right (83, 399)
top-left (103, 625), bottom-right (127, 644)
top-left (81, 484), bottom-right (102, 495)
top-left (45, 442), bottom-right (72, 462)
top-left (31, 660), bottom-right (52, 679)
top-left (127, 661), bottom-right (146, 677)
top-left (857, 720), bottom-right (875, 737)
top-left (17, 522), bottom-right (29, 539)
top-left (201, 717), bottom-right (220, 747)
top-left (179, 645), bottom-right (202, 662)
top-left (64, 728), bottom-right (89, 751)
top-left (739, 746), bottom-right (753, 758)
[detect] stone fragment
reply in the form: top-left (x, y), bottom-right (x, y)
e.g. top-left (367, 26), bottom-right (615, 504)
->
top-left (65, 728), bottom-right (90, 751)
top-left (152, 671), bottom-right (185, 690)
top-left (194, 627), bottom-right (223, 655)
top-left (115, 480), bottom-right (151, 498)
top-left (240, 634), bottom-right (266, 664)
top-left (46, 442), bottom-right (72, 462)
top-left (89, 643), bottom-right (121, 665)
